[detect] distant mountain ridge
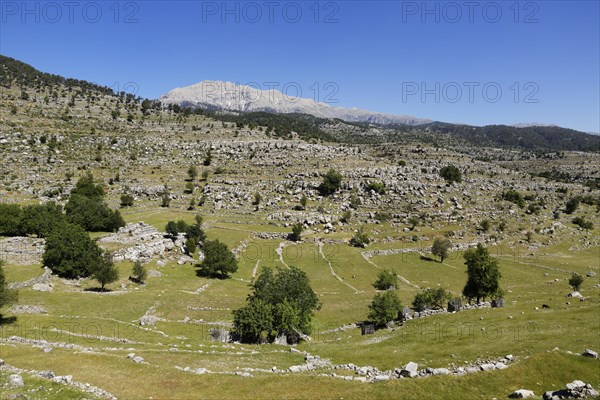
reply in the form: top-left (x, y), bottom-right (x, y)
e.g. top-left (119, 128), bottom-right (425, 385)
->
top-left (159, 80), bottom-right (433, 126)
top-left (2, 55), bottom-right (599, 152)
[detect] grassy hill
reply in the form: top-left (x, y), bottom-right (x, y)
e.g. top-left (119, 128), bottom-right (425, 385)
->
top-left (0, 55), bottom-right (599, 399)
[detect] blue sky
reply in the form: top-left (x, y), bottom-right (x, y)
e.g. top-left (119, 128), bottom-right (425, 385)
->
top-left (1, 1), bottom-right (598, 132)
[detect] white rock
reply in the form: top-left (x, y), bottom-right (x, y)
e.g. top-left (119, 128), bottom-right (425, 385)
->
top-left (400, 362), bottom-right (419, 378)
top-left (582, 349), bottom-right (598, 358)
top-left (509, 389), bottom-right (535, 398)
top-left (480, 363), bottom-right (496, 371)
top-left (32, 283), bottom-right (53, 292)
top-left (373, 375), bottom-right (390, 382)
top-left (9, 374), bottom-right (24, 388)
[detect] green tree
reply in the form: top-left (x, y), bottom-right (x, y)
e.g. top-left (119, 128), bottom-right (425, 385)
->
top-left (161, 192), bottom-right (171, 207)
top-left (0, 261), bottom-right (18, 318)
top-left (66, 175), bottom-right (124, 232)
top-left (132, 260), bottom-right (147, 284)
top-left (70, 173), bottom-right (104, 199)
top-left (20, 202), bottom-right (67, 238)
top-left (480, 219), bottom-right (491, 233)
top-left (373, 269), bottom-right (398, 290)
top-left (299, 194), bottom-right (308, 210)
top-left (232, 299), bottom-right (274, 344)
top-left (565, 197), bottom-right (580, 214)
top-left (186, 237), bottom-right (197, 255)
top-left (568, 273), bottom-right (584, 291)
top-left (349, 194), bottom-right (361, 209)
top-left (165, 220), bottom-right (184, 237)
top-left (412, 288), bottom-right (452, 311)
top-left (93, 252), bottom-right (119, 291)
top-left (340, 210), bottom-right (352, 224)
top-left (233, 266), bottom-right (320, 343)
top-left (572, 216), bottom-right (593, 230)
top-left (431, 238), bottom-right (451, 262)
top-left (349, 227), bottom-right (371, 248)
top-left (368, 291), bottom-right (403, 328)
top-left (439, 165), bottom-right (462, 184)
top-left (187, 165), bottom-right (198, 181)
top-left (319, 169), bottom-right (342, 196)
top-left (366, 181), bottom-right (386, 195)
top-left (462, 244), bottom-right (501, 303)
top-left (252, 192), bottom-right (262, 206)
top-left (289, 223), bottom-right (303, 242)
top-left (501, 190), bottom-right (525, 208)
top-left (203, 149), bottom-right (212, 166)
top-left (43, 223), bottom-right (102, 278)
top-left (120, 194), bottom-right (134, 207)
top-left (0, 204), bottom-right (24, 236)
top-left (184, 182), bottom-right (195, 194)
top-left (197, 239), bottom-right (238, 278)
top-left (188, 197), bottom-right (196, 210)
top-left (66, 195), bottom-right (124, 232)
top-left (408, 216), bottom-right (419, 230)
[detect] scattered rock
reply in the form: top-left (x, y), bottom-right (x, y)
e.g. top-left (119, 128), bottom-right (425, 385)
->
top-left (52, 375), bottom-right (72, 384)
top-left (543, 380), bottom-right (599, 399)
top-left (127, 353), bottom-right (144, 363)
top-left (373, 375), bottom-right (390, 382)
top-left (509, 389), bottom-right (535, 398)
top-left (8, 305), bottom-right (48, 314)
top-left (582, 349), bottom-right (598, 359)
top-left (480, 363), bottom-right (496, 371)
top-left (37, 370), bottom-right (55, 379)
top-left (400, 361), bottom-right (419, 378)
top-left (147, 269), bottom-right (163, 278)
top-left (8, 374), bottom-right (24, 388)
top-left (432, 368), bottom-right (449, 376)
top-left (31, 282), bottom-right (53, 292)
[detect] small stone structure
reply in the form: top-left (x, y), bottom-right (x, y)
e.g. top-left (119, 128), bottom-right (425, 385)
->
top-left (361, 324), bottom-right (375, 335)
top-left (492, 298), bottom-right (505, 308)
top-left (448, 298), bottom-right (462, 312)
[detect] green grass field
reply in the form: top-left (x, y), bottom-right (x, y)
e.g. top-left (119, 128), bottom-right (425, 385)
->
top-left (1, 208), bottom-right (599, 399)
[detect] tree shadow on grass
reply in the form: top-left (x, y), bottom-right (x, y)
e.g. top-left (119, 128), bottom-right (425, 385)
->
top-left (84, 287), bottom-right (113, 293)
top-left (0, 315), bottom-right (17, 326)
top-left (419, 255), bottom-right (437, 262)
top-left (195, 267), bottom-right (229, 280)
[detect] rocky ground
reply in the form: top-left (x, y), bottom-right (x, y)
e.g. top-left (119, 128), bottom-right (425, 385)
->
top-left (0, 83), bottom-right (599, 399)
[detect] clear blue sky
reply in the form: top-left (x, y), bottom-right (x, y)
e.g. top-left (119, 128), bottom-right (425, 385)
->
top-left (1, 1), bottom-right (598, 132)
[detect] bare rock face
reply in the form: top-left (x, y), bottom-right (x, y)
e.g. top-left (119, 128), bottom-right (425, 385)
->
top-left (160, 81), bottom-right (432, 126)
top-left (99, 222), bottom-right (173, 262)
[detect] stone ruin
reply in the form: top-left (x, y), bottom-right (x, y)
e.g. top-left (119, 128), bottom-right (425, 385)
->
top-left (98, 222), bottom-right (184, 263)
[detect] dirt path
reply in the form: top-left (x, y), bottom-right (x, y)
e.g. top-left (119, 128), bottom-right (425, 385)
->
top-left (276, 242), bottom-right (290, 268)
top-left (361, 251), bottom-right (420, 289)
top-left (252, 260), bottom-right (260, 278)
top-left (319, 242), bottom-right (360, 294)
